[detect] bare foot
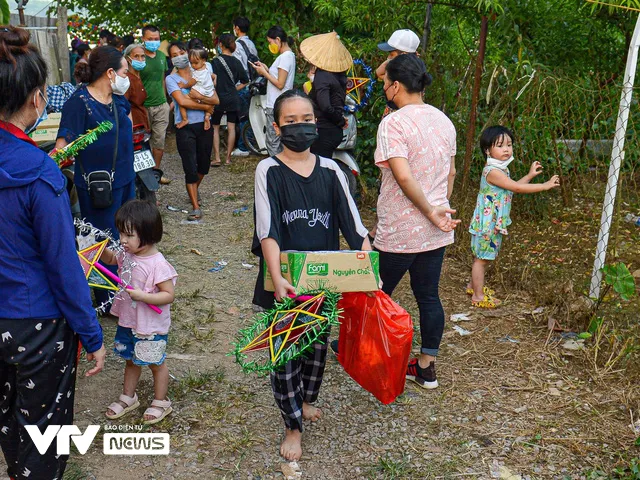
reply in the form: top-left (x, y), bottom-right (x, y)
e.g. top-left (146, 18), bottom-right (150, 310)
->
top-left (225, 157), bottom-right (231, 165)
top-left (204, 117), bottom-right (211, 131)
top-left (176, 119), bottom-right (189, 129)
top-left (302, 402), bottom-right (322, 422)
top-left (280, 428), bottom-right (302, 461)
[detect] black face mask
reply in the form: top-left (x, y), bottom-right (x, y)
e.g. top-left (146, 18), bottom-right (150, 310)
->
top-left (279, 123), bottom-right (319, 153)
top-left (384, 83), bottom-right (398, 111)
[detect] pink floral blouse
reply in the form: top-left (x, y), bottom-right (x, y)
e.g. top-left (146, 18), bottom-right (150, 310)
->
top-left (374, 104), bottom-right (456, 253)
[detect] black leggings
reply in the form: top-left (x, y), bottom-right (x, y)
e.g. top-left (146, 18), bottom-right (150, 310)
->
top-left (378, 247), bottom-right (446, 356)
top-left (310, 126), bottom-right (343, 159)
top-left (176, 122), bottom-right (214, 184)
top-left (0, 318), bottom-right (78, 480)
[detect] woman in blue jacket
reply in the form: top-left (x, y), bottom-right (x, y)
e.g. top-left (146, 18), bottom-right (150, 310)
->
top-left (56, 45), bottom-right (135, 310)
top-left (0, 26), bottom-right (105, 480)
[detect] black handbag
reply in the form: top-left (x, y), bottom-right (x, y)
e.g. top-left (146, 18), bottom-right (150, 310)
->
top-left (77, 99), bottom-right (119, 209)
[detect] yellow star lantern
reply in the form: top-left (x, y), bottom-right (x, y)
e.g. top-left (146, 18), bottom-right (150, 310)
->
top-left (240, 293), bottom-right (328, 363)
top-left (346, 65), bottom-right (371, 105)
top-left (77, 240), bottom-right (119, 291)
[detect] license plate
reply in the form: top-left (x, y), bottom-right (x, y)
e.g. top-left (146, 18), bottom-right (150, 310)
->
top-left (134, 149), bottom-right (155, 172)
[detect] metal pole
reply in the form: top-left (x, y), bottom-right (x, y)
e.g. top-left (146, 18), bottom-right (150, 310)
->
top-left (589, 13), bottom-right (640, 300)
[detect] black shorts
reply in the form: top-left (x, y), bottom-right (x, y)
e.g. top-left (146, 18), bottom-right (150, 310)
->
top-left (211, 109), bottom-right (238, 126)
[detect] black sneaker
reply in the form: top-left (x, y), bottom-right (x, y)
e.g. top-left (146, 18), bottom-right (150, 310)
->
top-left (406, 358), bottom-right (438, 389)
top-left (330, 340), bottom-right (339, 356)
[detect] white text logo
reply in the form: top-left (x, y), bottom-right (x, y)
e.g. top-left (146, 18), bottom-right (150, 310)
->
top-left (104, 433), bottom-right (170, 455)
top-left (25, 425), bottom-right (100, 455)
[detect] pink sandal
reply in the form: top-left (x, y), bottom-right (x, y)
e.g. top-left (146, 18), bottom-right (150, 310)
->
top-left (105, 393), bottom-right (140, 419)
top-left (143, 399), bottom-right (173, 425)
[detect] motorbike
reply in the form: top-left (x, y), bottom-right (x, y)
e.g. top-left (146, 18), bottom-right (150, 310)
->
top-left (132, 124), bottom-right (163, 204)
top-left (240, 78), bottom-right (360, 196)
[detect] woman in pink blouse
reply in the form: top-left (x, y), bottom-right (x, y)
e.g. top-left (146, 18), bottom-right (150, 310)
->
top-left (373, 54), bottom-right (460, 389)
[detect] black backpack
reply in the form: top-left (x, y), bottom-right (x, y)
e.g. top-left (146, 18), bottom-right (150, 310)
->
top-left (237, 39), bottom-right (261, 81)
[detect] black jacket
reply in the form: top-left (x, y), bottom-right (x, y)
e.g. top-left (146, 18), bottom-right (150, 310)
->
top-left (310, 69), bottom-right (347, 129)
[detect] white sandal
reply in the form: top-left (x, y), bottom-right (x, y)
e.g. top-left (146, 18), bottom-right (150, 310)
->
top-left (143, 398), bottom-right (173, 425)
top-left (105, 393), bottom-right (140, 419)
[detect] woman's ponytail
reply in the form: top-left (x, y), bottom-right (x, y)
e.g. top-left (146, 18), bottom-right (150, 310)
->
top-left (74, 61), bottom-right (92, 84)
top-left (421, 72), bottom-right (433, 90)
top-left (386, 54), bottom-right (432, 94)
top-left (0, 26), bottom-right (48, 118)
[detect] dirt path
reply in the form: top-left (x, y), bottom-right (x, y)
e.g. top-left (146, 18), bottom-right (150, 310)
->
top-left (4, 136), bottom-right (638, 480)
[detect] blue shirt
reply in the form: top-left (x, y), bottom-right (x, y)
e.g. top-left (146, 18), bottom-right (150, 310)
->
top-left (165, 72), bottom-right (205, 125)
top-left (57, 86), bottom-right (134, 190)
top-left (0, 124), bottom-right (103, 353)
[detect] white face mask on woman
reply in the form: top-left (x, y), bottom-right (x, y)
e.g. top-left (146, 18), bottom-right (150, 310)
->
top-left (110, 71), bottom-right (131, 96)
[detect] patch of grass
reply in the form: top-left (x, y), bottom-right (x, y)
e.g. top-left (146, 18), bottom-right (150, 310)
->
top-left (169, 370), bottom-right (217, 401)
top-left (205, 305), bottom-right (217, 323)
top-left (367, 454), bottom-right (415, 480)
top-left (63, 460), bottom-right (91, 480)
top-left (187, 322), bottom-right (216, 342)
top-left (220, 427), bottom-right (260, 454)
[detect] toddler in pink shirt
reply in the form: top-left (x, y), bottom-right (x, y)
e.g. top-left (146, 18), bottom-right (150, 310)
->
top-left (100, 200), bottom-right (177, 425)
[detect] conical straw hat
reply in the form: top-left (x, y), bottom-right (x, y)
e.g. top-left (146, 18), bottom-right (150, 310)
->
top-left (300, 32), bottom-right (353, 73)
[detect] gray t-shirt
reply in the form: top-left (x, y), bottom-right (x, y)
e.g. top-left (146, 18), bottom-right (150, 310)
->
top-left (232, 35), bottom-right (258, 75)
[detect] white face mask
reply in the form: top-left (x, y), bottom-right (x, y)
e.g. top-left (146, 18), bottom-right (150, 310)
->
top-left (110, 72), bottom-right (131, 96)
top-left (486, 155), bottom-right (514, 171)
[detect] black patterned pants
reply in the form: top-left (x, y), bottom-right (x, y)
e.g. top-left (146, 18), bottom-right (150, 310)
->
top-left (0, 318), bottom-right (78, 480)
top-left (270, 334), bottom-right (329, 432)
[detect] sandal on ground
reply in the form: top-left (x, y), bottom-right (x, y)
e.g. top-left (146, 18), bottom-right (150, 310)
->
top-left (187, 209), bottom-right (202, 221)
top-left (143, 399), bottom-right (173, 425)
top-left (471, 295), bottom-right (501, 309)
top-left (466, 286), bottom-right (495, 296)
top-left (210, 161), bottom-right (221, 167)
top-left (105, 393), bottom-right (140, 419)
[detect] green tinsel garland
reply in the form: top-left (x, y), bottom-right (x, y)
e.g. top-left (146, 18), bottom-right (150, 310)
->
top-left (52, 121), bottom-right (113, 166)
top-left (232, 290), bottom-right (342, 376)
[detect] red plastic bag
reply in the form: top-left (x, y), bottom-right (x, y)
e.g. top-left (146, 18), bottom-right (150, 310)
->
top-left (337, 291), bottom-right (413, 404)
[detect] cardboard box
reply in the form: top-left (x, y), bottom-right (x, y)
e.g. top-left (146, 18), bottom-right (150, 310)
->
top-left (38, 113), bottom-right (61, 129)
top-left (29, 128), bottom-right (59, 144)
top-left (264, 250), bottom-right (380, 293)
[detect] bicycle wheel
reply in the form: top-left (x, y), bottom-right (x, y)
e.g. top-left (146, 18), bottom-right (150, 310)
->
top-left (241, 122), bottom-right (267, 156)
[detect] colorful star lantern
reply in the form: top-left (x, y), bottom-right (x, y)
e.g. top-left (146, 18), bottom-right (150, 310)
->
top-left (344, 59), bottom-right (376, 113)
top-left (233, 291), bottom-right (341, 375)
top-left (77, 240), bottom-right (118, 291)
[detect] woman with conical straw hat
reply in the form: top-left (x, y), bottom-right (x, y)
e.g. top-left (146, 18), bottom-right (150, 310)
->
top-left (300, 31), bottom-right (353, 160)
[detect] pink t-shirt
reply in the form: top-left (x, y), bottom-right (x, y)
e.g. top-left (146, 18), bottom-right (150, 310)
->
top-left (111, 252), bottom-right (178, 335)
top-left (374, 104), bottom-right (456, 253)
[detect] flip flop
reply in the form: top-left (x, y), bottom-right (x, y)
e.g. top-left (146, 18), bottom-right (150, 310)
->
top-left (210, 162), bottom-right (221, 167)
top-left (466, 286), bottom-right (495, 296)
top-left (471, 295), bottom-right (501, 309)
top-left (187, 209), bottom-right (202, 221)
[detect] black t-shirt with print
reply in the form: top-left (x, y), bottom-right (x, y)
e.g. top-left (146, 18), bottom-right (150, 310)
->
top-left (252, 155), bottom-right (368, 308)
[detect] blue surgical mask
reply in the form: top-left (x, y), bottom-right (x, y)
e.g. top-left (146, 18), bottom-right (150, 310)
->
top-left (131, 59), bottom-right (146, 71)
top-left (26, 90), bottom-right (48, 135)
top-left (217, 46), bottom-right (222, 56)
top-left (145, 40), bottom-right (161, 52)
